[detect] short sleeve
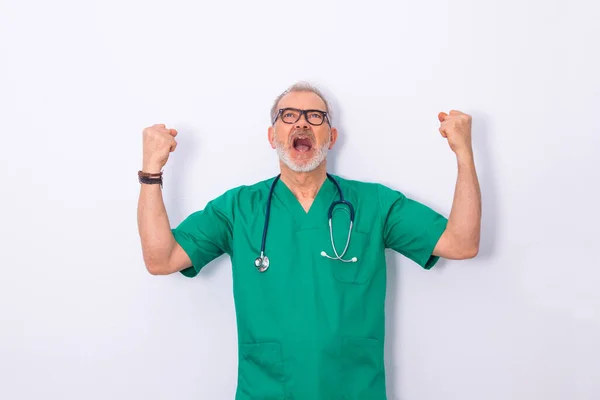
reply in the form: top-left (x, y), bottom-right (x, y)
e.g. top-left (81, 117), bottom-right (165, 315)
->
top-left (171, 190), bottom-right (236, 278)
top-left (379, 184), bottom-right (448, 269)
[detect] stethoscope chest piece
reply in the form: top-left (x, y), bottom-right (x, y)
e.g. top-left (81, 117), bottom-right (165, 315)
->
top-left (255, 254), bottom-right (270, 272)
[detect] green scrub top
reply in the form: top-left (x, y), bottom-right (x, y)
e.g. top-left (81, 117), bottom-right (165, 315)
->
top-left (171, 174), bottom-right (448, 400)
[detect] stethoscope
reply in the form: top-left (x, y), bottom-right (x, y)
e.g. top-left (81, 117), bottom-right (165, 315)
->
top-left (254, 173), bottom-right (357, 272)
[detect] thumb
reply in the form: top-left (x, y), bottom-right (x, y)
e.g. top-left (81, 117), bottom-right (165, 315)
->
top-left (169, 129), bottom-right (178, 137)
top-left (438, 112), bottom-right (448, 122)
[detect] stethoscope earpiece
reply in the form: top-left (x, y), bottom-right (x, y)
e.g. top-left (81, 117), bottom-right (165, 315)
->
top-left (321, 250), bottom-right (358, 263)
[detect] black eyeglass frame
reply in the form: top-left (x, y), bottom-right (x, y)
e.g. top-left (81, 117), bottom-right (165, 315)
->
top-left (272, 108), bottom-right (331, 126)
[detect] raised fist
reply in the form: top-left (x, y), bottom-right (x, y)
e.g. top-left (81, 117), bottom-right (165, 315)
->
top-left (142, 124), bottom-right (178, 173)
top-left (438, 110), bottom-right (472, 156)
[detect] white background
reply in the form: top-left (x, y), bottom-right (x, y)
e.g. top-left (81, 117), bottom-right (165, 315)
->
top-left (1, 0), bottom-right (599, 399)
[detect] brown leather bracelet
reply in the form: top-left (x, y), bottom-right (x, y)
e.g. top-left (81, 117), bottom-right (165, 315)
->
top-left (138, 170), bottom-right (163, 178)
top-left (138, 173), bottom-right (163, 188)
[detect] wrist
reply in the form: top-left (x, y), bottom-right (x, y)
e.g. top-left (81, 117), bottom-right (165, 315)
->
top-left (455, 148), bottom-right (474, 162)
top-left (141, 165), bottom-right (163, 174)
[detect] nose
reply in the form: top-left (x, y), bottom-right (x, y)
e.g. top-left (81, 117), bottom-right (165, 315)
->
top-left (295, 113), bottom-right (310, 129)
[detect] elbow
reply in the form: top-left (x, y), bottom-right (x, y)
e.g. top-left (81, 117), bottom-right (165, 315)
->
top-left (142, 245), bottom-right (176, 275)
top-left (461, 245), bottom-right (479, 259)
top-left (145, 261), bottom-right (161, 275)
top-left (459, 239), bottom-right (480, 259)
top-left (146, 263), bottom-right (163, 275)
top-left (439, 230), bottom-right (480, 260)
top-left (144, 257), bottom-right (170, 276)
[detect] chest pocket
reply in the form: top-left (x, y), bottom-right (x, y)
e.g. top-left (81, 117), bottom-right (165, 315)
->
top-left (317, 226), bottom-right (375, 285)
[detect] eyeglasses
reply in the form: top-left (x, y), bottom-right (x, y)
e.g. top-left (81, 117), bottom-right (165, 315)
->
top-left (273, 108), bottom-right (330, 126)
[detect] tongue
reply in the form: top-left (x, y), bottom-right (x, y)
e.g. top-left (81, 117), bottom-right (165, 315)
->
top-left (295, 138), bottom-right (312, 152)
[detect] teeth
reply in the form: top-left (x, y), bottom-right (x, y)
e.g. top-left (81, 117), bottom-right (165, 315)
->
top-left (293, 135), bottom-right (312, 148)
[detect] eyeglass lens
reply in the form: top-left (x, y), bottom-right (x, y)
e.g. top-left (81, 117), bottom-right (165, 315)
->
top-left (281, 108), bottom-right (325, 125)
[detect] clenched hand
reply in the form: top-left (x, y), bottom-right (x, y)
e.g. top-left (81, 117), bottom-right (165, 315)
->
top-left (142, 124), bottom-right (178, 173)
top-left (438, 110), bottom-right (472, 156)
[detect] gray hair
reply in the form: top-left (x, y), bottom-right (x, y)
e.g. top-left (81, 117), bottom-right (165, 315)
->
top-left (270, 81), bottom-right (332, 125)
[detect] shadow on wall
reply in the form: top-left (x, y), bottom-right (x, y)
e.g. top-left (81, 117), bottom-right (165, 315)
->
top-left (320, 85), bottom-right (346, 176)
top-left (384, 250), bottom-right (400, 399)
top-left (469, 109), bottom-right (498, 260)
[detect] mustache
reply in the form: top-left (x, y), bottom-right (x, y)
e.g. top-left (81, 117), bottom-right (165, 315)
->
top-left (289, 128), bottom-right (315, 143)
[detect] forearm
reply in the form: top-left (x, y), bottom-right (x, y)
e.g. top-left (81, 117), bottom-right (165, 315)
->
top-left (446, 150), bottom-right (482, 254)
top-left (137, 183), bottom-right (176, 272)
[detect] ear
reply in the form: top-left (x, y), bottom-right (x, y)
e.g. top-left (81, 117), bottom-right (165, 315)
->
top-left (328, 127), bottom-right (338, 149)
top-left (268, 126), bottom-right (276, 149)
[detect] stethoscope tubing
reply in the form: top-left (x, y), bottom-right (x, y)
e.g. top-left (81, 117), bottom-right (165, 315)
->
top-left (257, 173), bottom-right (356, 271)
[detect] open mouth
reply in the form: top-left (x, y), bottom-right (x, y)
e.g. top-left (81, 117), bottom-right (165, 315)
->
top-left (293, 136), bottom-right (313, 152)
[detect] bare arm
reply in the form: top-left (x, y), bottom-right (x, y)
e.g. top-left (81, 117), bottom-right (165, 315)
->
top-left (433, 150), bottom-right (481, 259)
top-left (432, 110), bottom-right (481, 260)
top-left (137, 123), bottom-right (191, 275)
top-left (137, 182), bottom-right (191, 275)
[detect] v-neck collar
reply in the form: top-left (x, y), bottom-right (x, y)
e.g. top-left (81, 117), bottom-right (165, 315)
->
top-left (271, 174), bottom-right (338, 226)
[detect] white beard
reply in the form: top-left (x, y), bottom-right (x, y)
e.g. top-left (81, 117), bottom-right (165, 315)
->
top-left (274, 130), bottom-right (330, 173)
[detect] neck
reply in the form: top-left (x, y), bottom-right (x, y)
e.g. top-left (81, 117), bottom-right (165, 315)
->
top-left (279, 161), bottom-right (327, 200)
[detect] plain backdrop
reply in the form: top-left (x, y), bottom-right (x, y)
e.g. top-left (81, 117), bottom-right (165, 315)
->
top-left (1, 0), bottom-right (599, 399)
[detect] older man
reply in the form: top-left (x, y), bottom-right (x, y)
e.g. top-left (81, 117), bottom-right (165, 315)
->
top-left (137, 82), bottom-right (481, 399)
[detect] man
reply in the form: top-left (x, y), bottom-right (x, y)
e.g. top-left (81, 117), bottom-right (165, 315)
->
top-left (137, 82), bottom-right (481, 399)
